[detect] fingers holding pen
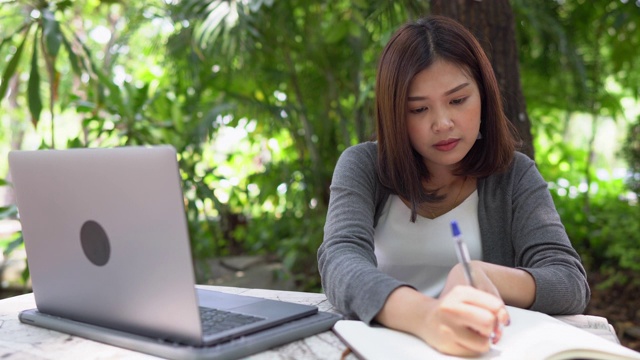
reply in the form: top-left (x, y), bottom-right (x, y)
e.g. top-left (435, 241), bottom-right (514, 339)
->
top-left (429, 325), bottom-right (493, 357)
top-left (493, 305), bottom-right (511, 342)
top-left (451, 286), bottom-right (509, 326)
top-left (456, 286), bottom-right (511, 334)
top-left (424, 286), bottom-right (511, 354)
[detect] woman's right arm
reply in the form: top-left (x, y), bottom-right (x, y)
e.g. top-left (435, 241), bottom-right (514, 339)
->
top-left (378, 269), bottom-right (510, 356)
top-left (317, 143), bottom-right (406, 323)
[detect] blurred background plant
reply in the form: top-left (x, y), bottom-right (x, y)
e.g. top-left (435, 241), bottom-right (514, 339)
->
top-left (515, 0), bottom-right (640, 286)
top-left (1, 0), bottom-right (638, 299)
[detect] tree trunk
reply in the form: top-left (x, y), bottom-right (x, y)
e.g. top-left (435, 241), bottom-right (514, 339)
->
top-left (430, 0), bottom-right (534, 159)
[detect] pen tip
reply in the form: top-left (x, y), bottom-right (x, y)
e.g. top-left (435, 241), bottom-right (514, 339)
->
top-left (450, 221), bottom-right (461, 236)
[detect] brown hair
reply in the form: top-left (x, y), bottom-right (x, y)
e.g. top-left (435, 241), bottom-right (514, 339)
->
top-left (376, 15), bottom-right (518, 221)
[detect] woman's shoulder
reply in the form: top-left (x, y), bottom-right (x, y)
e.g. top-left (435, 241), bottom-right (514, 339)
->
top-left (481, 151), bottom-right (537, 186)
top-left (341, 141), bottom-right (377, 159)
top-left (509, 151), bottom-right (541, 181)
top-left (336, 141), bottom-right (378, 168)
top-left (483, 152), bottom-right (550, 200)
top-left (333, 141), bottom-right (379, 184)
top-left (512, 151), bottom-right (535, 166)
top-left (493, 151), bottom-right (535, 176)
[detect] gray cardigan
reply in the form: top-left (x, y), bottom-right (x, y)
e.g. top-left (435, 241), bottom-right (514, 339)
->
top-left (317, 142), bottom-right (590, 324)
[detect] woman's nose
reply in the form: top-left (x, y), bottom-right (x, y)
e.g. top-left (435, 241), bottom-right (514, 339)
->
top-left (431, 108), bottom-right (454, 132)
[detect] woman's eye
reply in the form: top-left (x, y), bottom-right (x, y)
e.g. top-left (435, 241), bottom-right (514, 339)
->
top-left (410, 107), bottom-right (428, 114)
top-left (451, 97), bottom-right (467, 105)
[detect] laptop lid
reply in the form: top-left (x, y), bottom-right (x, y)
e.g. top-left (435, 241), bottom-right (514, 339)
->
top-left (9, 146), bottom-right (206, 344)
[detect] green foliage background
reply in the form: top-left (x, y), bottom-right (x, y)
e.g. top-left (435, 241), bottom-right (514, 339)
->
top-left (1, 0), bottom-right (639, 291)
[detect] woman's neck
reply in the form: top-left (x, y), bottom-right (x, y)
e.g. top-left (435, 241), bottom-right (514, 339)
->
top-left (423, 165), bottom-right (459, 191)
top-left (415, 172), bottom-right (476, 219)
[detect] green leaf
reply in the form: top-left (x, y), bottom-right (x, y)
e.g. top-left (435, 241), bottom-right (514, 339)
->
top-left (72, 33), bottom-right (125, 111)
top-left (42, 9), bottom-right (62, 57)
top-left (60, 34), bottom-right (82, 75)
top-left (21, 263), bottom-right (30, 285)
top-left (0, 205), bottom-right (18, 219)
top-left (0, 28), bottom-right (31, 102)
top-left (66, 137), bottom-right (84, 148)
top-left (324, 22), bottom-right (349, 43)
top-left (3, 234), bottom-right (23, 257)
top-left (28, 31), bottom-right (43, 128)
top-left (74, 100), bottom-right (97, 113)
top-left (56, 0), bottom-right (74, 11)
top-left (0, 22), bottom-right (31, 55)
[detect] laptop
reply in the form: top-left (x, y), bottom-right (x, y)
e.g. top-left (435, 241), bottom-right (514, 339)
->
top-left (8, 146), bottom-right (340, 359)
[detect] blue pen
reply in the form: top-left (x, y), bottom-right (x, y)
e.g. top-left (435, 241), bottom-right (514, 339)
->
top-left (450, 220), bottom-right (476, 288)
top-left (452, 220), bottom-right (502, 342)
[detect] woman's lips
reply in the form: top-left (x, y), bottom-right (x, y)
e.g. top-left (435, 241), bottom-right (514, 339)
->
top-left (433, 138), bottom-right (460, 151)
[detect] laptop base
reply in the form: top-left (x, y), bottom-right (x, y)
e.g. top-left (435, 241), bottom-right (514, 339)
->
top-left (19, 308), bottom-right (342, 360)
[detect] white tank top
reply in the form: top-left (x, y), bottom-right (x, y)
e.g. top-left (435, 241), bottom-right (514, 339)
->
top-left (374, 190), bottom-right (481, 297)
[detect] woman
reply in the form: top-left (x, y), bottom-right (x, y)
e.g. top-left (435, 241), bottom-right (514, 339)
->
top-left (317, 15), bottom-right (590, 356)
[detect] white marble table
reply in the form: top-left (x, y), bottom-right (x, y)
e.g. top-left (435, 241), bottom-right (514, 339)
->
top-left (0, 285), bottom-right (619, 359)
top-left (0, 285), bottom-right (352, 359)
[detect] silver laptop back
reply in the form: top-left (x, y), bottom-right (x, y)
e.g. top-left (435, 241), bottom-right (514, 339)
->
top-left (9, 146), bottom-right (204, 345)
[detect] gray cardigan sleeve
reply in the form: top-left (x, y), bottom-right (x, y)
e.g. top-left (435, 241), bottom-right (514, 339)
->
top-left (317, 143), bottom-right (407, 323)
top-left (478, 152), bottom-right (590, 315)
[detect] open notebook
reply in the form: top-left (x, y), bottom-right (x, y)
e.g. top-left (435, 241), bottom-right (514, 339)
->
top-left (333, 306), bottom-right (640, 360)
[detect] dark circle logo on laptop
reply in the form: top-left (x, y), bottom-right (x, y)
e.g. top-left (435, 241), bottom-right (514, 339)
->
top-left (80, 220), bottom-right (111, 266)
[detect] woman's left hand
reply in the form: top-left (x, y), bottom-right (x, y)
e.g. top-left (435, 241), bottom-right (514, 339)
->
top-left (441, 260), bottom-right (501, 300)
top-left (443, 260), bottom-right (537, 310)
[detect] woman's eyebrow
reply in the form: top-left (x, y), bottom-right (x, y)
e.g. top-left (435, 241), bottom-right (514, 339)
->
top-left (407, 82), bottom-right (470, 101)
top-left (444, 82), bottom-right (470, 95)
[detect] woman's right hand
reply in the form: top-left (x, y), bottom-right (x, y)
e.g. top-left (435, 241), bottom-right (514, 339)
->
top-left (417, 285), bottom-right (510, 356)
top-left (375, 285), bottom-right (510, 357)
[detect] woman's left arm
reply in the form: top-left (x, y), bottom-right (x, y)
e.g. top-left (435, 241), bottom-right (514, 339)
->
top-left (443, 260), bottom-right (536, 309)
top-left (474, 261), bottom-right (536, 308)
top-left (478, 153), bottom-right (591, 315)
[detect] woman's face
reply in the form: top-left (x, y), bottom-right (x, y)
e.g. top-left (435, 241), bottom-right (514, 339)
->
top-left (406, 59), bottom-right (482, 174)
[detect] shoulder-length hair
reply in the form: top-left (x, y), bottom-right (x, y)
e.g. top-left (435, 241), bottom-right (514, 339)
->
top-left (376, 15), bottom-right (519, 220)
